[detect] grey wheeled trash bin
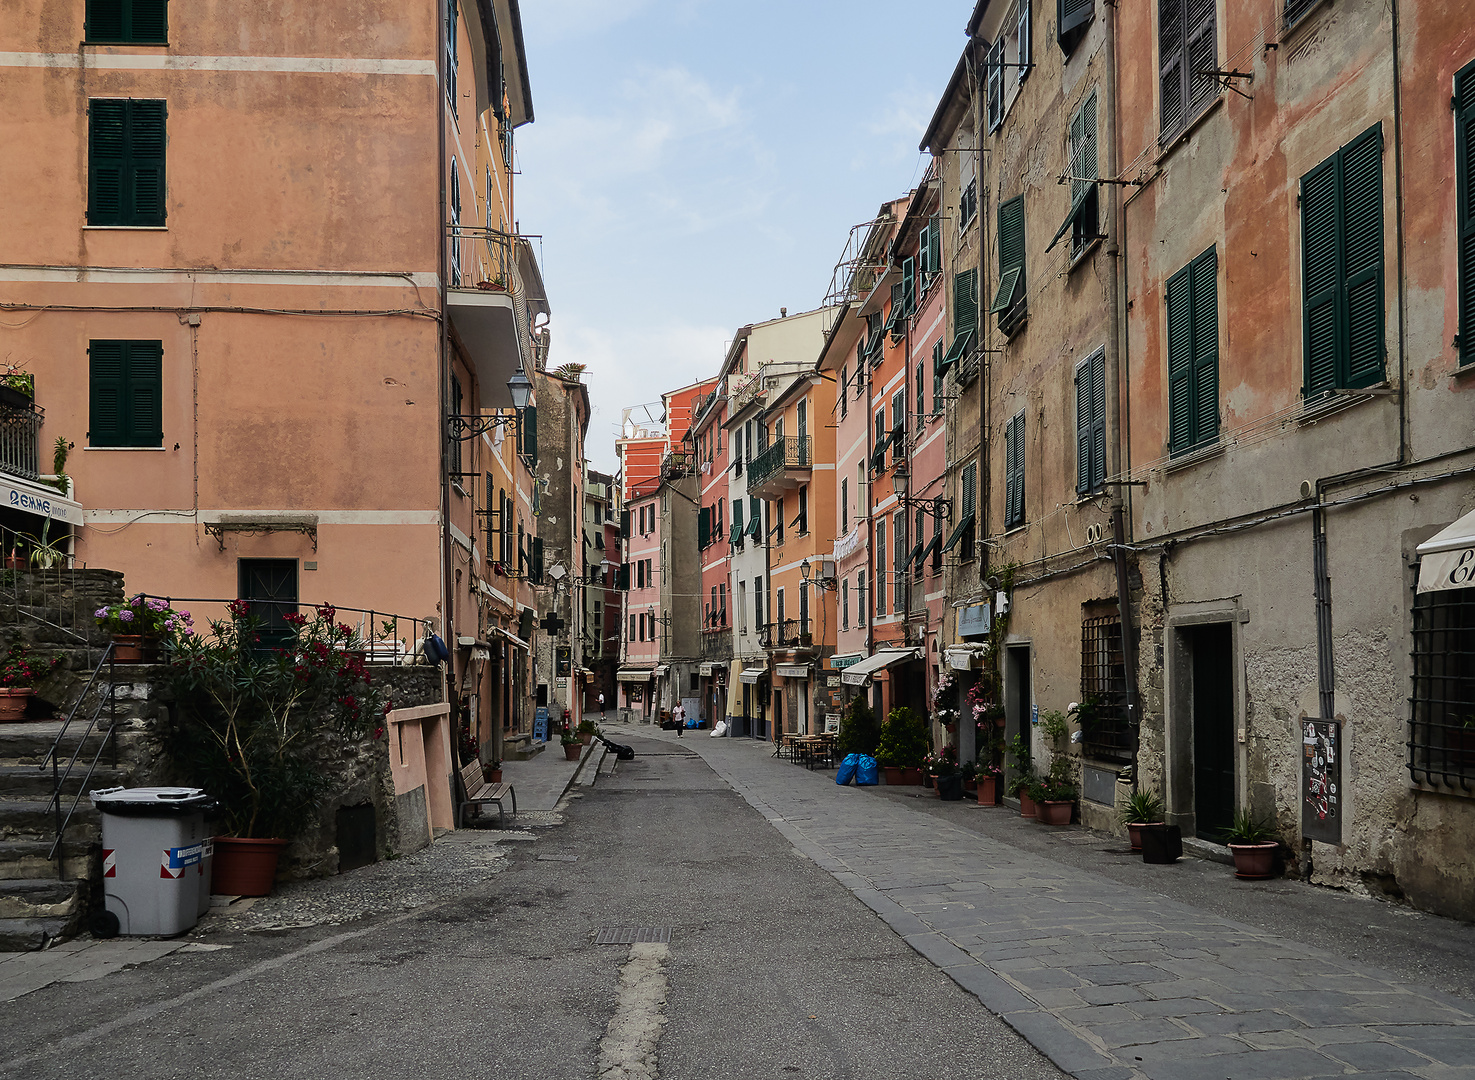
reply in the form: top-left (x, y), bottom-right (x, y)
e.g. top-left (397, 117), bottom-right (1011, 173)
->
top-left (90, 787), bottom-right (214, 937)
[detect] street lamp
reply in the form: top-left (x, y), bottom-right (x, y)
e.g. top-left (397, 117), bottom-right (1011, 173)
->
top-left (507, 367), bottom-right (534, 410)
top-left (800, 558), bottom-right (811, 581)
top-left (447, 368), bottom-right (535, 440)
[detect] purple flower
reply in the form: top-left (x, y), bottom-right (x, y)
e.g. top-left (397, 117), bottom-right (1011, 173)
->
top-left (94, 608), bottom-right (108, 619)
top-left (119, 610), bottom-right (134, 623)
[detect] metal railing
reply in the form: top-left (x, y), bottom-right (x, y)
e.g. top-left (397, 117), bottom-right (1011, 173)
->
top-left (41, 644), bottom-right (117, 865)
top-left (747, 436), bottom-right (812, 489)
top-left (0, 399), bottom-right (43, 481)
top-left (757, 618), bottom-right (811, 650)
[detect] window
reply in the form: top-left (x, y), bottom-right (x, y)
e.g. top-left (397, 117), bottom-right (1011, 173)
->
top-left (450, 160), bottom-right (463, 286)
top-left (987, 2), bottom-right (1033, 133)
top-left (876, 518), bottom-right (887, 617)
top-left (1301, 125), bottom-right (1385, 395)
top-left (1410, 586), bottom-right (1475, 793)
top-left (842, 578), bottom-right (850, 630)
top-left (1159, 0), bottom-right (1217, 143)
top-left (1082, 611), bottom-right (1132, 763)
top-left (799, 582), bottom-right (809, 637)
top-left (954, 269), bottom-right (979, 340)
top-left (444, 0), bottom-right (459, 109)
top-left (841, 477), bottom-right (849, 535)
top-left (858, 570), bottom-right (867, 626)
top-left (731, 498), bottom-right (744, 544)
top-left (916, 361), bottom-right (926, 422)
top-left (86, 0), bottom-right (167, 43)
top-left (914, 509), bottom-right (925, 581)
top-left (840, 364), bottom-right (849, 417)
top-left (520, 403), bottom-right (538, 464)
top-left (991, 194), bottom-right (1027, 330)
top-left (1282, 0), bottom-right (1319, 30)
top-left (1075, 348), bottom-right (1108, 492)
top-left (986, 38), bottom-right (1006, 133)
top-left (901, 256), bottom-right (916, 319)
top-left (1459, 60), bottom-right (1475, 368)
top-left (776, 587), bottom-right (786, 636)
top-left (1068, 92), bottom-right (1100, 257)
top-left (1005, 412), bottom-right (1026, 530)
top-left (890, 389), bottom-right (907, 465)
top-left (738, 581), bottom-right (747, 630)
top-left (931, 509), bottom-right (943, 575)
top-left (894, 510), bottom-right (908, 613)
top-left (961, 461), bottom-right (977, 560)
top-left (87, 99), bottom-right (166, 227)
top-left (960, 141), bottom-right (979, 226)
top-left (1057, 0), bottom-right (1093, 56)
top-left (1165, 248), bottom-right (1220, 455)
top-left (88, 340), bottom-right (162, 447)
top-left (449, 375), bottom-right (463, 479)
top-left (796, 486), bottom-right (808, 535)
top-left (630, 614), bottom-right (636, 641)
top-left (754, 576), bottom-right (763, 629)
top-left (776, 497), bottom-right (785, 545)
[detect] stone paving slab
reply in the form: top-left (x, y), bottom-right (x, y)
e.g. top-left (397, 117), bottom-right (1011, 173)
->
top-left (657, 729), bottom-right (1475, 1080)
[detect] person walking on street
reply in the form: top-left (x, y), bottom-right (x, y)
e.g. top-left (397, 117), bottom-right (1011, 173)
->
top-left (598, 691), bottom-right (605, 721)
top-left (674, 702), bottom-right (685, 737)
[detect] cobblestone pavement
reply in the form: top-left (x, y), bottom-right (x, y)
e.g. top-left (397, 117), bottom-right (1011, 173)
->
top-left (660, 729), bottom-right (1475, 1080)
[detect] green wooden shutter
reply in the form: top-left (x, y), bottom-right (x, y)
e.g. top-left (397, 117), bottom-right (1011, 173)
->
top-left (1459, 60), bottom-right (1475, 367)
top-left (88, 100), bottom-right (126, 225)
top-left (1059, 0), bottom-right (1094, 44)
top-left (994, 195), bottom-right (1025, 313)
top-left (1005, 413), bottom-right (1024, 527)
top-left (126, 100), bottom-right (167, 226)
top-left (620, 509), bottom-right (630, 537)
top-left (130, 0), bottom-right (169, 42)
top-left (1158, 0), bottom-right (1185, 140)
top-left (531, 537), bottom-right (543, 583)
top-left (954, 269), bottom-right (978, 337)
top-left (1301, 154), bottom-right (1340, 396)
top-left (902, 256), bottom-right (915, 315)
top-left (127, 340), bottom-right (164, 445)
top-left (1091, 348), bottom-right (1107, 488)
top-left (1166, 263), bottom-right (1193, 451)
top-left (85, 0), bottom-right (125, 41)
top-left (1189, 247), bottom-right (1219, 446)
top-left (521, 405), bottom-right (538, 463)
top-left (917, 226), bottom-right (931, 275)
top-left (1186, 0), bottom-right (1217, 115)
top-left (89, 341), bottom-right (126, 446)
top-left (698, 506), bottom-right (710, 549)
top-left (928, 214), bottom-right (941, 274)
top-left (1341, 126), bottom-right (1384, 388)
top-left (1075, 361), bottom-right (1093, 495)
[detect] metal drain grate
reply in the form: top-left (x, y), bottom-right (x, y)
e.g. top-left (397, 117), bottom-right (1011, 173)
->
top-left (595, 927), bottom-right (672, 945)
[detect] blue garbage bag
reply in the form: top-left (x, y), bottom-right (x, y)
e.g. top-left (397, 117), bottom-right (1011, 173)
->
top-left (835, 753), bottom-right (861, 785)
top-left (855, 755), bottom-right (879, 785)
top-left (684, 716), bottom-right (700, 728)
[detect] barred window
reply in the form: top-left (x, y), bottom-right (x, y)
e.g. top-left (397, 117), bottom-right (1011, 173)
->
top-left (1410, 586), bottom-right (1475, 793)
top-left (1081, 612), bottom-right (1131, 764)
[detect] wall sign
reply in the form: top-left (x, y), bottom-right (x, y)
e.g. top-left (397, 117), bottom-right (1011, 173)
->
top-left (1301, 717), bottom-right (1341, 844)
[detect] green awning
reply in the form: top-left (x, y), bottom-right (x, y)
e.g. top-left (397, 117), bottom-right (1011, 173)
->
top-left (936, 329), bottom-right (975, 378)
top-left (989, 267), bottom-right (1022, 313)
top-left (1046, 181), bottom-right (1097, 254)
top-left (941, 512), bottom-right (976, 553)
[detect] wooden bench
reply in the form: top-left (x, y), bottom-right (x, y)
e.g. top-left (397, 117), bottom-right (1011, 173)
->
top-left (456, 760), bottom-right (517, 828)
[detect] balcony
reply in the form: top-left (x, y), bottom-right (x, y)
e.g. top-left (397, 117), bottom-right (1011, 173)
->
top-left (747, 436), bottom-right (812, 497)
top-left (0, 399), bottom-right (43, 481)
top-left (661, 450), bottom-right (693, 479)
top-left (757, 619), bottom-right (812, 651)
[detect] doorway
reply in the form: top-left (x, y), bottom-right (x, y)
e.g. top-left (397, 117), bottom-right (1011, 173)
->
top-left (1005, 645), bottom-right (1031, 788)
top-left (1189, 623), bottom-right (1236, 840)
top-left (238, 559), bottom-right (298, 649)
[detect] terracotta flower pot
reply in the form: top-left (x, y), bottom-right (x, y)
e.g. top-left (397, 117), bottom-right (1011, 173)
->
top-left (485, 767), bottom-right (503, 784)
top-left (1229, 842), bottom-right (1279, 880)
top-left (563, 742), bottom-right (582, 761)
top-left (579, 732), bottom-right (592, 745)
top-left (1019, 791), bottom-right (1038, 819)
top-left (882, 766), bottom-right (921, 786)
top-left (112, 634), bottom-right (161, 663)
top-left (963, 777), bottom-right (977, 793)
top-left (210, 836), bottom-right (288, 897)
top-left (977, 776), bottom-right (1000, 805)
top-left (1038, 800), bottom-right (1074, 826)
top-left (0, 687), bottom-right (32, 722)
top-left (1127, 823), bottom-right (1144, 851)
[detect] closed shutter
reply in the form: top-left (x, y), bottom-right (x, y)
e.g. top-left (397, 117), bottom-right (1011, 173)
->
top-left (87, 100), bottom-right (126, 225)
top-left (521, 404), bottom-right (538, 463)
top-left (1460, 60), bottom-right (1475, 367)
top-left (962, 461), bottom-right (976, 521)
top-left (127, 100), bottom-right (167, 226)
top-left (1301, 154), bottom-right (1340, 396)
top-left (88, 341), bottom-right (126, 446)
top-left (531, 538), bottom-right (544, 584)
top-left (1158, 0), bottom-right (1185, 140)
top-left (928, 214), bottom-right (941, 274)
top-left (86, 0), bottom-right (125, 41)
top-left (1188, 247), bottom-right (1219, 445)
top-left (954, 268), bottom-right (978, 337)
top-left (89, 340), bottom-right (161, 447)
top-left (1165, 263), bottom-right (1194, 451)
top-left (932, 338), bottom-right (946, 380)
top-left (130, 0), bottom-right (168, 42)
top-left (698, 506), bottom-right (710, 549)
top-left (1341, 126), bottom-right (1384, 388)
top-left (1005, 413), bottom-right (1025, 528)
top-left (128, 340), bottom-right (164, 445)
top-left (617, 564), bottom-right (629, 590)
top-left (620, 509), bottom-right (630, 537)
top-left (1075, 360), bottom-right (1093, 495)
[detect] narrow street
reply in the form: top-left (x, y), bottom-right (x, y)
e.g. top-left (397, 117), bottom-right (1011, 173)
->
top-left (3, 730), bottom-right (1474, 1080)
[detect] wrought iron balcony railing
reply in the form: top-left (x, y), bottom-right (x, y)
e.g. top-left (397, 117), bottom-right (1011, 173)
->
top-left (0, 399), bottom-right (43, 481)
top-left (747, 436), bottom-right (812, 490)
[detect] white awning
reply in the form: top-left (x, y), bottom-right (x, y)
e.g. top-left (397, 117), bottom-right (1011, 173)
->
top-left (840, 647), bottom-right (920, 686)
top-left (775, 664), bottom-right (810, 679)
top-left (739, 666), bottom-right (767, 684)
top-left (945, 646), bottom-right (985, 671)
top-left (6, 474), bottom-right (83, 526)
top-left (617, 668), bottom-right (652, 683)
top-left (1417, 510), bottom-right (1475, 593)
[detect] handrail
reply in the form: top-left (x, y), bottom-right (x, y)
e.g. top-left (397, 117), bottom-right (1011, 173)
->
top-left (41, 642), bottom-right (117, 865)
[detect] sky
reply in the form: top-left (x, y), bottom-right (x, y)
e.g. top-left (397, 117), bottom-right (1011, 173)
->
top-left (514, 0), bottom-right (973, 475)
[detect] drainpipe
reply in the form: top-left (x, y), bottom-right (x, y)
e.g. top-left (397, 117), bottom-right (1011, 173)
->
top-left (438, 4), bottom-right (459, 751)
top-left (1101, 0), bottom-right (1141, 790)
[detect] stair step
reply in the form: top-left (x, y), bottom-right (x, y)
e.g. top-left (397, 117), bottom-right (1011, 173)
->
top-left (0, 839), bottom-right (96, 881)
top-left (0, 916), bottom-right (73, 951)
top-left (0, 878), bottom-right (82, 919)
top-left (0, 799), bottom-right (99, 839)
top-left (0, 764), bottom-right (128, 799)
top-left (0, 720), bottom-right (128, 766)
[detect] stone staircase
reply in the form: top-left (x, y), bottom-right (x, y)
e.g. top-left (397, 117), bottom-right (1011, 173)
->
top-left (0, 569), bottom-right (141, 950)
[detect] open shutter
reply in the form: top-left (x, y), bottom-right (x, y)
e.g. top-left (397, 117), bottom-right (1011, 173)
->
top-left (1075, 361), bottom-right (1093, 495)
top-left (1158, 0), bottom-right (1185, 141)
top-left (918, 226), bottom-right (931, 275)
top-left (617, 563), bottom-right (629, 590)
top-left (1341, 125), bottom-right (1384, 388)
top-left (128, 340), bottom-right (163, 445)
top-left (1166, 263), bottom-right (1193, 450)
top-left (929, 214), bottom-right (941, 274)
top-left (1059, 0), bottom-right (1094, 48)
top-left (1460, 61), bottom-right (1475, 367)
top-left (954, 269), bottom-right (978, 337)
top-left (89, 341), bottom-right (126, 446)
top-left (1301, 154), bottom-right (1340, 396)
top-left (902, 256), bottom-right (915, 315)
top-left (698, 506), bottom-right (711, 549)
top-left (993, 195), bottom-right (1025, 313)
top-left (127, 100), bottom-right (167, 225)
top-left (1186, 0), bottom-right (1217, 115)
top-left (620, 509), bottom-right (630, 537)
top-left (88, 100), bottom-right (126, 226)
top-left (531, 537), bottom-right (544, 584)
top-left (521, 404), bottom-right (538, 463)
top-left (986, 39), bottom-right (1004, 131)
top-left (1018, 0), bottom-right (1032, 78)
top-left (1189, 247), bottom-right (1219, 446)
top-left (1090, 349), bottom-right (1107, 488)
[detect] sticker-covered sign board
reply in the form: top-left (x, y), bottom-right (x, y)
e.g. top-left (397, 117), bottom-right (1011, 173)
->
top-left (1302, 718), bottom-right (1341, 844)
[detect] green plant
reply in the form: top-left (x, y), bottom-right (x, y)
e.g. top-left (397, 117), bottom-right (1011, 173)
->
top-left (1040, 709), bottom-right (1070, 750)
top-left (1038, 773), bottom-right (1079, 802)
top-left (156, 603), bottom-right (388, 839)
top-left (1120, 789), bottom-right (1165, 825)
top-left (577, 718), bottom-right (597, 734)
top-left (560, 731), bottom-right (581, 746)
top-left (924, 744), bottom-right (959, 776)
top-left (0, 642), bottom-right (60, 688)
top-left (874, 706), bottom-right (929, 769)
top-left (0, 365), bottom-right (34, 398)
top-left (1223, 809), bottom-right (1277, 846)
top-left (48, 437), bottom-right (70, 496)
top-left (836, 695), bottom-right (881, 757)
top-left (25, 519), bottom-right (66, 571)
top-left (95, 595), bottom-right (193, 638)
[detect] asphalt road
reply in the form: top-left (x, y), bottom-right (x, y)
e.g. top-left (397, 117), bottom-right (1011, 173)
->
top-left (0, 739), bottom-right (1068, 1080)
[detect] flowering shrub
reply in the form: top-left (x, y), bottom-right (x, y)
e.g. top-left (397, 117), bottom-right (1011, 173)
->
top-left (930, 671), bottom-right (956, 709)
top-left (157, 604), bottom-right (387, 839)
top-left (95, 595), bottom-right (193, 639)
top-left (0, 642), bottom-right (60, 688)
top-left (922, 744), bottom-right (959, 776)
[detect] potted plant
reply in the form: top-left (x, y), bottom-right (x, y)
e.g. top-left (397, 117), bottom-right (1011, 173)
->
top-left (835, 696), bottom-right (880, 758)
top-left (875, 706), bottom-right (928, 784)
top-left (157, 602), bottom-right (387, 896)
top-left (1120, 789), bottom-right (1165, 851)
top-left (926, 745), bottom-right (962, 799)
top-left (560, 730), bottom-right (583, 761)
top-left (0, 364), bottom-right (34, 409)
top-left (960, 759), bottom-right (978, 793)
top-left (0, 643), bottom-right (60, 721)
top-left (1036, 773), bottom-right (1078, 825)
top-left (95, 595), bottom-right (194, 662)
top-left (1223, 809), bottom-right (1280, 879)
top-left (485, 757), bottom-right (503, 783)
top-left (1005, 732), bottom-right (1035, 816)
top-left (577, 718), bottom-right (597, 745)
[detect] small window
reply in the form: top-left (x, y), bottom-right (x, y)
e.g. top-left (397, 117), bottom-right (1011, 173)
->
top-left (1282, 0), bottom-right (1320, 29)
top-left (1159, 0), bottom-right (1218, 144)
top-left (86, 0), bottom-right (168, 44)
top-left (89, 340), bottom-right (163, 447)
top-left (88, 99), bottom-right (167, 227)
top-left (1075, 348), bottom-right (1107, 493)
top-left (1410, 585), bottom-right (1475, 794)
top-left (1166, 247), bottom-right (1220, 455)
